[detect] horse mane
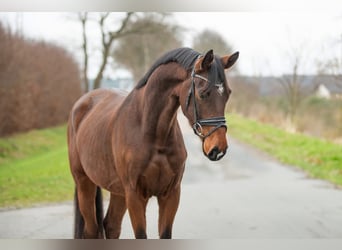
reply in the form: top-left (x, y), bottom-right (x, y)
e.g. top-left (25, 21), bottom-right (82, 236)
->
top-left (135, 47), bottom-right (201, 89)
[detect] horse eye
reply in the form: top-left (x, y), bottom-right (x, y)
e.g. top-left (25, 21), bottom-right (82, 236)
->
top-left (200, 91), bottom-right (211, 99)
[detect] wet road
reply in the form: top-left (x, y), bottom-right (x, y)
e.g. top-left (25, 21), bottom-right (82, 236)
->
top-left (1, 113), bottom-right (342, 238)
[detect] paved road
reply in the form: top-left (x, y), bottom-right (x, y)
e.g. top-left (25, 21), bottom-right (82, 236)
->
top-left (1, 113), bottom-right (342, 239)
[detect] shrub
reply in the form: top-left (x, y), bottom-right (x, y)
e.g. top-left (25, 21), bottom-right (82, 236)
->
top-left (0, 23), bottom-right (82, 136)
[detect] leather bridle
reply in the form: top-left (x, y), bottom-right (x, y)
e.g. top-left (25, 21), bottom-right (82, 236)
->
top-left (185, 58), bottom-right (227, 140)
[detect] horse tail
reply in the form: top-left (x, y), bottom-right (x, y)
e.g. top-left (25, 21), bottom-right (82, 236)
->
top-left (95, 186), bottom-right (104, 237)
top-left (74, 186), bottom-right (104, 239)
top-left (74, 187), bottom-right (84, 239)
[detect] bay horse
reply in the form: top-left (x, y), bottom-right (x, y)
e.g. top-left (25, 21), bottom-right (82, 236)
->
top-left (67, 47), bottom-right (239, 239)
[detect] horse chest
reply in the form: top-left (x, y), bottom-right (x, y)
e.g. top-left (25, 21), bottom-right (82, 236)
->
top-left (138, 153), bottom-right (177, 197)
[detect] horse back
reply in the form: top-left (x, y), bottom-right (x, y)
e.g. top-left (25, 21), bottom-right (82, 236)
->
top-left (69, 89), bottom-right (126, 134)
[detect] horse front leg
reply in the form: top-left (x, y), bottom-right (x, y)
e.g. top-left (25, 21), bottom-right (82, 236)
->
top-left (126, 190), bottom-right (148, 239)
top-left (157, 186), bottom-right (181, 239)
top-left (104, 193), bottom-right (127, 239)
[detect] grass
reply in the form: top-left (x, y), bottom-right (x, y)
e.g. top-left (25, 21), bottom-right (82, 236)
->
top-left (228, 113), bottom-right (342, 187)
top-left (0, 125), bottom-right (74, 208)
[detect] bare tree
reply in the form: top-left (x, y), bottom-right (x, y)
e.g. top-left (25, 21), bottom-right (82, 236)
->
top-left (279, 63), bottom-right (303, 131)
top-left (316, 33), bottom-right (342, 136)
top-left (278, 41), bottom-right (312, 132)
top-left (112, 14), bottom-right (182, 82)
top-left (79, 12), bottom-right (170, 90)
top-left (192, 29), bottom-right (233, 56)
top-left (317, 33), bottom-right (342, 89)
top-left (79, 12), bottom-right (89, 92)
top-left (192, 29), bottom-right (238, 75)
top-left (92, 12), bottom-right (135, 90)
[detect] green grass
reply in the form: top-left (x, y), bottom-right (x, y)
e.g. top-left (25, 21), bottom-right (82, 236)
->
top-left (0, 125), bottom-right (74, 208)
top-left (228, 113), bottom-right (342, 187)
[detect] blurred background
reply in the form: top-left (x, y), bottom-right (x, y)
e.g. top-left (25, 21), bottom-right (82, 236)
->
top-left (0, 12), bottom-right (342, 209)
top-left (0, 12), bottom-right (341, 139)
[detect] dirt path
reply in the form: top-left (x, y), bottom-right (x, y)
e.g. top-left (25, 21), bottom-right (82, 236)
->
top-left (1, 113), bottom-right (342, 239)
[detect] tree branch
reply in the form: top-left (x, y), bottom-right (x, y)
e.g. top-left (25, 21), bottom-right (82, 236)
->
top-left (93, 12), bottom-right (135, 89)
top-left (110, 12), bottom-right (134, 37)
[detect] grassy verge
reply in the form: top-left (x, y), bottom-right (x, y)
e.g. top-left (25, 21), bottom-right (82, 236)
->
top-left (0, 125), bottom-right (73, 208)
top-left (228, 113), bottom-right (342, 187)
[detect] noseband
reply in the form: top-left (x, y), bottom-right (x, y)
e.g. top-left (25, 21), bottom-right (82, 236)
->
top-left (185, 59), bottom-right (227, 140)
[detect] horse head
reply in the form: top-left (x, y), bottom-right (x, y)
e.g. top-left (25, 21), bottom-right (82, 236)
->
top-left (180, 49), bottom-right (239, 161)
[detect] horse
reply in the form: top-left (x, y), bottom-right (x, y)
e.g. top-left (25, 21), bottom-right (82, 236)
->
top-left (67, 47), bottom-right (239, 239)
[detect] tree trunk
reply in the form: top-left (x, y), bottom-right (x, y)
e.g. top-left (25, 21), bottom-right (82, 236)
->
top-left (80, 13), bottom-right (89, 92)
top-left (93, 44), bottom-right (110, 89)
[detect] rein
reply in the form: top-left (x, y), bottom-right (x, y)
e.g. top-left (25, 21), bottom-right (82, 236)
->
top-left (185, 58), bottom-right (227, 140)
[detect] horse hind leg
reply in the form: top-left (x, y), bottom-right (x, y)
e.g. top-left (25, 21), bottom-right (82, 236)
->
top-left (74, 186), bottom-right (104, 238)
top-left (103, 193), bottom-right (127, 238)
top-left (75, 176), bottom-right (104, 238)
top-left (95, 186), bottom-right (104, 237)
top-left (74, 187), bottom-right (84, 238)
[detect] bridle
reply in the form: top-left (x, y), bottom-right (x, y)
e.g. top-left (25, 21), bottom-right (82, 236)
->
top-left (185, 57), bottom-right (227, 140)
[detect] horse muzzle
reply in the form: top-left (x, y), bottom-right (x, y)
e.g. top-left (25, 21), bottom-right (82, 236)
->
top-left (207, 146), bottom-right (227, 161)
top-left (202, 127), bottom-right (228, 161)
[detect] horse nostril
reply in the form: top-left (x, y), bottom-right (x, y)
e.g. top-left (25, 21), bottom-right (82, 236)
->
top-left (208, 147), bottom-right (219, 161)
top-left (207, 146), bottom-right (226, 161)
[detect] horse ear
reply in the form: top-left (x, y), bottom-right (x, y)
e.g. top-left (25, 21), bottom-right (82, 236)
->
top-left (202, 49), bottom-right (214, 69)
top-left (221, 51), bottom-right (239, 69)
top-left (195, 49), bottom-right (214, 72)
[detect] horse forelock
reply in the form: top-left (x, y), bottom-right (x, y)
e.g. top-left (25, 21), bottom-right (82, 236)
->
top-left (208, 56), bottom-right (227, 86)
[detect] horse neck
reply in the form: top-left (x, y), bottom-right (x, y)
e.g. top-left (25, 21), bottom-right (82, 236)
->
top-left (135, 67), bottom-right (187, 146)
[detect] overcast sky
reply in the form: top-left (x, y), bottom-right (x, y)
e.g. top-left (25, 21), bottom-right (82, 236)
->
top-left (0, 12), bottom-right (342, 78)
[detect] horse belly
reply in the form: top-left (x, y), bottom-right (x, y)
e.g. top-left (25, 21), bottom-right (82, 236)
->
top-left (77, 140), bottom-right (123, 193)
top-left (138, 154), bottom-right (176, 197)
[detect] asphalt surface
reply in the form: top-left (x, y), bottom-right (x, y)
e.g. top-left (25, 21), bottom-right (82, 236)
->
top-left (1, 113), bottom-right (342, 239)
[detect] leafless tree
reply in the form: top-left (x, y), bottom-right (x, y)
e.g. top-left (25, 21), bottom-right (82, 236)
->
top-left (112, 14), bottom-right (182, 82)
top-left (317, 34), bottom-right (342, 89)
top-left (278, 40), bottom-right (312, 132)
top-left (78, 12), bottom-right (173, 91)
top-left (192, 29), bottom-right (238, 75)
top-left (79, 12), bottom-right (89, 92)
top-left (279, 64), bottom-right (302, 131)
top-left (192, 29), bottom-right (232, 55)
top-left (316, 33), bottom-right (342, 137)
top-left (93, 12), bottom-right (135, 90)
